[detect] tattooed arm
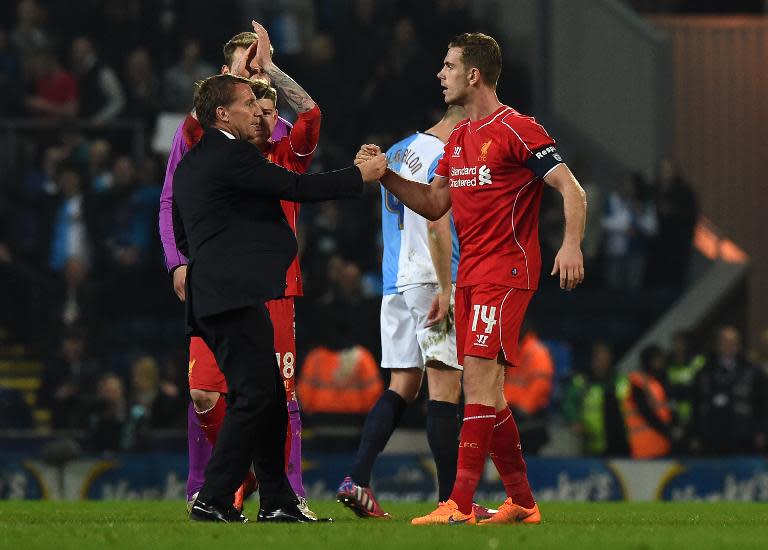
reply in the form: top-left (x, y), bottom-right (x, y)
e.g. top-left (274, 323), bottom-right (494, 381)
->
top-left (251, 20), bottom-right (316, 114)
top-left (265, 65), bottom-right (316, 113)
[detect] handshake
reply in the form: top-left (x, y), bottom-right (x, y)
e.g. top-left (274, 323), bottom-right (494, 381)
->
top-left (355, 144), bottom-right (387, 183)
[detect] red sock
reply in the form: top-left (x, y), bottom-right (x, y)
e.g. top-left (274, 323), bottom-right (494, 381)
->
top-left (448, 403), bottom-right (496, 515)
top-left (489, 407), bottom-right (535, 508)
top-left (196, 396), bottom-right (226, 446)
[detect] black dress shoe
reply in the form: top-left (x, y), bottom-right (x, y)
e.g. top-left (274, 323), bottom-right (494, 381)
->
top-left (190, 498), bottom-right (248, 523)
top-left (257, 500), bottom-right (318, 522)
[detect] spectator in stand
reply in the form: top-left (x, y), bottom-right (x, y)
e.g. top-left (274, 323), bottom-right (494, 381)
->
top-left (563, 342), bottom-right (629, 457)
top-left (70, 36), bottom-right (125, 125)
top-left (503, 328), bottom-right (555, 454)
top-left (624, 345), bottom-right (672, 459)
top-left (123, 47), bottom-right (162, 132)
top-left (99, 155), bottom-right (159, 268)
top-left (94, 155), bottom-right (160, 317)
top-left (37, 325), bottom-right (99, 430)
top-left (128, 355), bottom-right (184, 429)
top-left (601, 173), bottom-right (658, 290)
top-left (163, 38), bottom-right (215, 112)
top-left (16, 145), bottom-right (61, 263)
top-left (49, 161), bottom-right (93, 272)
top-left (51, 255), bottom-right (99, 335)
top-left (665, 330), bottom-right (705, 448)
top-left (647, 157), bottom-right (699, 288)
top-left (85, 372), bottom-right (127, 452)
top-left (87, 139), bottom-right (113, 192)
top-left (11, 0), bottom-right (48, 59)
top-left (24, 48), bottom-right (78, 118)
top-left (690, 326), bottom-right (768, 455)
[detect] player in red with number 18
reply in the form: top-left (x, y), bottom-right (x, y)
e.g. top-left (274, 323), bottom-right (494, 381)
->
top-left (357, 32), bottom-right (586, 525)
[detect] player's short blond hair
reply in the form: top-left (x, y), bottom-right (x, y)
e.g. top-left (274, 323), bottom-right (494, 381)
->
top-left (449, 32), bottom-right (502, 89)
top-left (194, 73), bottom-right (252, 127)
top-left (250, 79), bottom-right (277, 104)
top-left (222, 31), bottom-right (275, 67)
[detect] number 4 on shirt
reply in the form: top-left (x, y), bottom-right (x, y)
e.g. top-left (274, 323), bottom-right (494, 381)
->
top-left (385, 190), bottom-right (405, 230)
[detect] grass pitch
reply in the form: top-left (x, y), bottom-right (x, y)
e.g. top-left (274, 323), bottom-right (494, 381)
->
top-left (1, 501), bottom-right (766, 550)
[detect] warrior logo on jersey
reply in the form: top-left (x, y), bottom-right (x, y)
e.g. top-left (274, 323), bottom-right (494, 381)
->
top-left (452, 146), bottom-right (462, 157)
top-left (478, 140), bottom-right (492, 161)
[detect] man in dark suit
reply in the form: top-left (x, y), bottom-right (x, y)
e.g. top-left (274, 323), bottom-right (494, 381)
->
top-left (173, 73), bottom-right (387, 523)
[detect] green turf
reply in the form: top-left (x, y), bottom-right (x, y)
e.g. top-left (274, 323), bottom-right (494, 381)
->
top-left (1, 501), bottom-right (767, 550)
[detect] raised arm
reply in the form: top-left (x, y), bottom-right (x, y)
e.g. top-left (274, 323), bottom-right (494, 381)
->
top-left (544, 163), bottom-right (587, 291)
top-left (252, 21), bottom-right (316, 114)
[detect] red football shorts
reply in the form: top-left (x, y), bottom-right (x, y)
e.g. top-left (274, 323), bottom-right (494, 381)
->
top-left (188, 297), bottom-right (297, 401)
top-left (454, 284), bottom-right (534, 367)
top-left (265, 297), bottom-right (298, 402)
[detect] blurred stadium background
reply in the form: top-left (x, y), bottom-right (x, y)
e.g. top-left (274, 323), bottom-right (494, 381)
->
top-left (0, 0), bottom-right (766, 505)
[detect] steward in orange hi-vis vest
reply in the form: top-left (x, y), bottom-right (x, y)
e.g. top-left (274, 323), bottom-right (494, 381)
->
top-left (624, 369), bottom-right (672, 459)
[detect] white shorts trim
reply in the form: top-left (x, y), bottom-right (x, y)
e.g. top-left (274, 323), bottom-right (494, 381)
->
top-left (380, 284), bottom-right (461, 370)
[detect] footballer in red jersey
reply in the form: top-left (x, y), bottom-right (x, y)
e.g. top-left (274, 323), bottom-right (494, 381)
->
top-left (358, 32), bottom-right (586, 525)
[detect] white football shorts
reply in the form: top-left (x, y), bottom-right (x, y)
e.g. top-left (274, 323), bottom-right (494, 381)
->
top-left (380, 284), bottom-right (461, 370)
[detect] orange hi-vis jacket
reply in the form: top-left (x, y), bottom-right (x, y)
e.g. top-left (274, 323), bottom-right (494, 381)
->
top-left (503, 332), bottom-right (554, 414)
top-left (624, 371), bottom-right (671, 459)
top-left (297, 346), bottom-right (383, 414)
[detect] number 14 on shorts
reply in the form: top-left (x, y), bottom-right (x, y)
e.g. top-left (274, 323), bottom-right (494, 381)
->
top-left (471, 305), bottom-right (497, 347)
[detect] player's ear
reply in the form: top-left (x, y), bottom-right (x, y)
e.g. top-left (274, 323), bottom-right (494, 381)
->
top-left (221, 64), bottom-right (230, 75)
top-left (468, 67), bottom-right (480, 86)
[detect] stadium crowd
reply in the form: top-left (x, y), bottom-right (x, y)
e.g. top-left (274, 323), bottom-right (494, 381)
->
top-left (1, 0), bottom-right (765, 459)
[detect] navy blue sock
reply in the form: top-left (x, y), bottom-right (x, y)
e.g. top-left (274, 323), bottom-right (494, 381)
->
top-left (350, 389), bottom-right (408, 487)
top-left (426, 400), bottom-right (460, 502)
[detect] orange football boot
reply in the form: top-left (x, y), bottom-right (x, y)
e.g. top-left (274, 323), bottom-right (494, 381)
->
top-left (411, 499), bottom-right (476, 525)
top-left (478, 498), bottom-right (541, 524)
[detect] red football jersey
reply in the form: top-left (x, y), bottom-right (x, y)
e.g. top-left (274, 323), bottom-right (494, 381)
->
top-left (263, 105), bottom-right (322, 297)
top-left (434, 105), bottom-right (562, 290)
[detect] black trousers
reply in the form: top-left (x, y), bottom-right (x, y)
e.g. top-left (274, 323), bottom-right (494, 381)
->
top-left (195, 304), bottom-right (293, 508)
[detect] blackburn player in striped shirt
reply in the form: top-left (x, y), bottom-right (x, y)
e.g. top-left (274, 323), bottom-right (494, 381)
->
top-left (336, 106), bottom-right (495, 519)
top-left (357, 32), bottom-right (586, 525)
top-left (158, 21), bottom-right (319, 517)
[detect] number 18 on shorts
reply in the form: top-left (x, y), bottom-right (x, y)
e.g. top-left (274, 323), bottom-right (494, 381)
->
top-left (455, 284), bottom-right (534, 367)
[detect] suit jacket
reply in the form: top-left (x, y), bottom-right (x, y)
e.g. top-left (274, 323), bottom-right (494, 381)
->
top-left (172, 128), bottom-right (363, 323)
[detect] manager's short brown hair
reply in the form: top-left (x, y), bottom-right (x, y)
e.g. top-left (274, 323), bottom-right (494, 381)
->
top-left (222, 31), bottom-right (275, 67)
top-left (449, 32), bottom-right (502, 88)
top-left (194, 73), bottom-right (253, 127)
top-left (250, 79), bottom-right (277, 104)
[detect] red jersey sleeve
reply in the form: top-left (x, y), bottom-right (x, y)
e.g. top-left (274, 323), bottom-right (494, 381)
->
top-left (267, 105), bottom-right (321, 173)
top-left (501, 112), bottom-right (563, 179)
